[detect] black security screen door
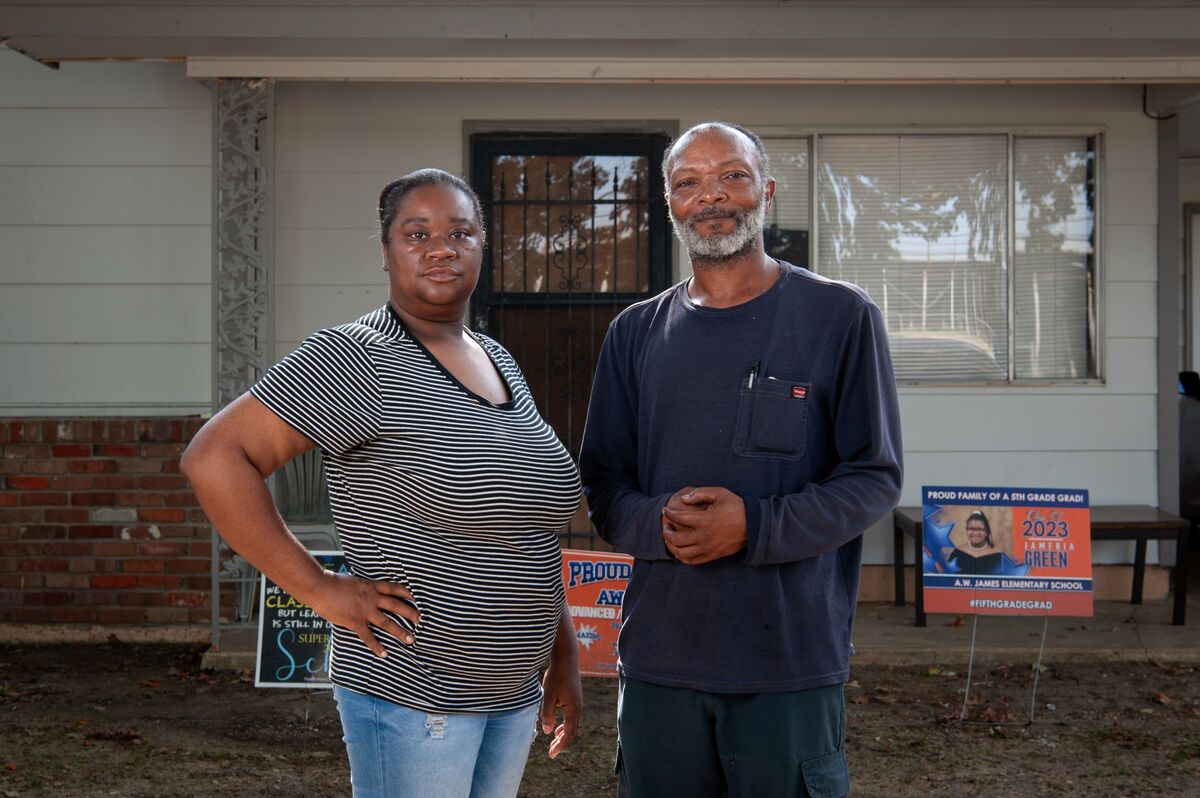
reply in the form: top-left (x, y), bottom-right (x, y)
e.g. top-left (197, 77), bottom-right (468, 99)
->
top-left (470, 133), bottom-right (671, 546)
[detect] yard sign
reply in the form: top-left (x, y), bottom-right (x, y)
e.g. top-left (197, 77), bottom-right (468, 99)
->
top-left (921, 486), bottom-right (1093, 617)
top-left (561, 549), bottom-right (632, 677)
top-left (255, 552), bottom-right (343, 688)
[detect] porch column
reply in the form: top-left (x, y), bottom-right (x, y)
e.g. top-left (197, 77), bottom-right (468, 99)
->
top-left (1158, 113), bottom-right (1181, 515)
top-left (209, 77), bottom-right (275, 648)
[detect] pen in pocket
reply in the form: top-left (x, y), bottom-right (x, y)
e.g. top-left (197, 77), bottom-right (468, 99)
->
top-left (748, 361), bottom-right (760, 390)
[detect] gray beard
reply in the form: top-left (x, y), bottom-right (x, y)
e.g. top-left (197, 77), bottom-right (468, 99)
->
top-left (671, 196), bottom-right (767, 267)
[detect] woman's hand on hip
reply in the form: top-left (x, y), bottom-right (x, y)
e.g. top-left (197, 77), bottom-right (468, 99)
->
top-left (306, 571), bottom-right (420, 658)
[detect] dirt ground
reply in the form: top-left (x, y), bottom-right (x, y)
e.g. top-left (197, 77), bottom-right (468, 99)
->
top-left (1, 642), bottom-right (1198, 797)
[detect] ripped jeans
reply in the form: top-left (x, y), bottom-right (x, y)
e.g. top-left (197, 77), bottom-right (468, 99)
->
top-left (332, 685), bottom-right (538, 798)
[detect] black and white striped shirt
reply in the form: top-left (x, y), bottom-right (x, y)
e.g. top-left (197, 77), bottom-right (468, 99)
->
top-left (251, 305), bottom-right (581, 713)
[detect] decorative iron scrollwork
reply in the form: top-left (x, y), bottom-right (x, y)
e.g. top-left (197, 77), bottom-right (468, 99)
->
top-left (551, 213), bottom-right (589, 290)
top-left (214, 77), bottom-right (273, 410)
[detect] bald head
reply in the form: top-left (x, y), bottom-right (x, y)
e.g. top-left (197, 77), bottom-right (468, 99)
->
top-left (663, 122), bottom-right (771, 189)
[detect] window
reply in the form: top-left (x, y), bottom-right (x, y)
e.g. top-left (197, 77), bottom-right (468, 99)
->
top-left (763, 132), bottom-right (1099, 383)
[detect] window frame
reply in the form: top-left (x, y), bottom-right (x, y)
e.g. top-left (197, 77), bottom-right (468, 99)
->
top-left (759, 126), bottom-right (1106, 387)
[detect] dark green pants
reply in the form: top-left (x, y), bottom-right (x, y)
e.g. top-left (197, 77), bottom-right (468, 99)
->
top-left (616, 677), bottom-right (849, 798)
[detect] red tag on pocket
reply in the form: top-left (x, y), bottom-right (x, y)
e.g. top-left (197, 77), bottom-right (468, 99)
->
top-left (792, 386), bottom-right (807, 399)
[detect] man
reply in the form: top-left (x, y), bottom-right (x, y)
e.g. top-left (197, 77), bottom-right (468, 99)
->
top-left (579, 122), bottom-right (903, 797)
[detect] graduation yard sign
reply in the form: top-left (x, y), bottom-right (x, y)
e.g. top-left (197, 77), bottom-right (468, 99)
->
top-left (921, 486), bottom-right (1093, 617)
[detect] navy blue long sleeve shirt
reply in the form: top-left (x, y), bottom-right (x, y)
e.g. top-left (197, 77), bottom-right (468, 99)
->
top-left (579, 262), bottom-right (903, 692)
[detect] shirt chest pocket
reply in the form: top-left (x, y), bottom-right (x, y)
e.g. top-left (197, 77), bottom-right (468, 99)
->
top-left (733, 376), bottom-right (810, 460)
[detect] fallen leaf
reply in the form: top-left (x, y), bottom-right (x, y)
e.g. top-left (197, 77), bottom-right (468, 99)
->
top-left (3, 763), bottom-right (14, 771)
top-left (949, 615), bottom-right (966, 628)
top-left (1150, 691), bottom-right (1173, 705)
top-left (924, 666), bottom-right (943, 677)
top-left (140, 679), bottom-right (161, 689)
top-left (848, 695), bottom-right (869, 705)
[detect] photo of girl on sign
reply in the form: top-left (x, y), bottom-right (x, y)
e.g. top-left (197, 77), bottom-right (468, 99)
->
top-left (947, 511), bottom-right (1004, 575)
top-left (927, 506), bottom-right (1018, 577)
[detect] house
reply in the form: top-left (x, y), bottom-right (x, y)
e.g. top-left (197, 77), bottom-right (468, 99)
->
top-left (2, 1), bottom-right (1198, 636)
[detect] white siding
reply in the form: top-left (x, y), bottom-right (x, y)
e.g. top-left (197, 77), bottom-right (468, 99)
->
top-left (0, 48), bottom-right (211, 415)
top-left (272, 81), bottom-right (1160, 565)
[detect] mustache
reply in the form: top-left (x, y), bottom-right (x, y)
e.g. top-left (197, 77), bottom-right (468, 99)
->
top-left (688, 207), bottom-right (739, 221)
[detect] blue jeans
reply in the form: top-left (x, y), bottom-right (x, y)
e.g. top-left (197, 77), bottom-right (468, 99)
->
top-left (333, 685), bottom-right (538, 798)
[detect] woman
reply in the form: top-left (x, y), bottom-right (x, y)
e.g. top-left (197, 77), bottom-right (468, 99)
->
top-left (948, 510), bottom-right (1003, 576)
top-left (182, 169), bottom-right (583, 798)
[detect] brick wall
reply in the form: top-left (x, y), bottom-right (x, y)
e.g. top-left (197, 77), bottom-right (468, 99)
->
top-left (0, 417), bottom-right (231, 625)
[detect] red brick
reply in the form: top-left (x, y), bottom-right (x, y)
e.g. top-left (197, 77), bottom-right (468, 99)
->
top-left (183, 575), bottom-right (211, 589)
top-left (166, 591), bottom-right (210, 607)
top-left (118, 491), bottom-right (164, 507)
top-left (6, 443), bottom-right (51, 458)
top-left (163, 492), bottom-right (197, 507)
top-left (146, 607), bottom-right (188, 623)
top-left (185, 508), bottom-right (208, 523)
top-left (23, 460), bottom-right (69, 474)
top-left (3, 607), bottom-right (49, 622)
top-left (0, 574), bottom-right (43, 588)
top-left (60, 421), bottom-right (94, 442)
top-left (187, 541), bottom-right (212, 557)
top-left (0, 526), bottom-right (18, 541)
top-left (0, 542), bottom-right (36, 557)
top-left (139, 508), bottom-right (185, 523)
top-left (141, 475), bottom-right (189, 490)
top-left (40, 542), bottom-right (92, 556)
top-left (137, 420), bottom-right (181, 443)
top-left (68, 525), bottom-right (115, 539)
top-left (25, 590), bottom-right (71, 606)
top-left (67, 558), bottom-right (96, 573)
top-left (70, 492), bottom-right (118, 506)
top-left (22, 492), bottom-right (67, 506)
top-left (162, 459), bottom-right (182, 473)
top-left (44, 508), bottom-right (88, 523)
top-left (91, 574), bottom-right (137, 589)
top-left (51, 444), bottom-right (91, 458)
top-left (96, 607), bottom-right (145, 623)
top-left (18, 559), bottom-right (68, 572)
top-left (118, 459), bottom-right (162, 474)
top-left (94, 444), bottom-right (140, 458)
top-left (93, 475), bottom-right (141, 490)
top-left (0, 461), bottom-right (19, 475)
top-left (0, 590), bottom-right (22, 605)
top-left (122, 558), bottom-right (165, 574)
top-left (93, 542), bottom-right (138, 557)
top-left (20, 525), bottom-right (68, 539)
top-left (47, 475), bottom-right (93, 490)
top-left (166, 558), bottom-right (211, 574)
top-left (137, 574), bottom-right (182, 590)
top-left (7, 476), bottom-right (49, 490)
top-left (119, 591), bottom-right (165, 606)
top-left (68, 459), bottom-right (118, 474)
top-left (183, 418), bottom-right (206, 437)
top-left (104, 420), bottom-right (135, 442)
top-left (0, 509), bottom-right (43, 523)
top-left (139, 542), bottom-right (185, 557)
top-left (142, 442), bottom-right (186, 457)
top-left (0, 494), bottom-right (17, 507)
top-left (76, 589), bottom-right (117, 605)
top-left (50, 607), bottom-right (96, 623)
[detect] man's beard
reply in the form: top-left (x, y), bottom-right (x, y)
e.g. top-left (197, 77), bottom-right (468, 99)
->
top-left (670, 194), bottom-right (767, 267)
